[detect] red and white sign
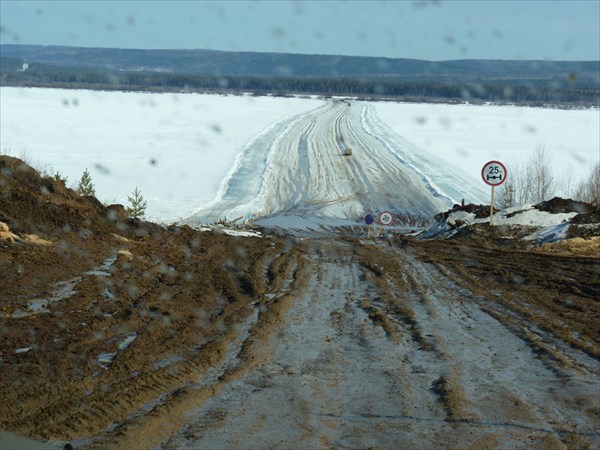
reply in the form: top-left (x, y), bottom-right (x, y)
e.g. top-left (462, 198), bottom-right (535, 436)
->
top-left (481, 160), bottom-right (507, 186)
top-left (378, 211), bottom-right (395, 226)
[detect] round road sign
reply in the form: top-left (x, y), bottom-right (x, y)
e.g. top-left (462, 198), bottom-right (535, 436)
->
top-left (378, 211), bottom-right (394, 226)
top-left (481, 160), bottom-right (507, 186)
top-left (365, 214), bottom-right (374, 225)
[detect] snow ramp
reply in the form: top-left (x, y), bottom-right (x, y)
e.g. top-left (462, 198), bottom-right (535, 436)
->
top-left (185, 101), bottom-right (487, 225)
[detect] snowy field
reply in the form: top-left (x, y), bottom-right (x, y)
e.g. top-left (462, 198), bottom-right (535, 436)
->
top-left (0, 87), bottom-right (321, 222)
top-left (1, 87), bottom-right (598, 223)
top-left (376, 102), bottom-right (600, 185)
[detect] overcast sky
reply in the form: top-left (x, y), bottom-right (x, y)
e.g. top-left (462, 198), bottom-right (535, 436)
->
top-left (1, 1), bottom-right (599, 61)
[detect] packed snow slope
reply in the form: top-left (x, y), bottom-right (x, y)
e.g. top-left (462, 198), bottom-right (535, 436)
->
top-left (186, 100), bottom-right (488, 225)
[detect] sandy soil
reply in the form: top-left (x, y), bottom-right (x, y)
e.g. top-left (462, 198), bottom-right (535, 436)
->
top-left (1, 155), bottom-right (599, 449)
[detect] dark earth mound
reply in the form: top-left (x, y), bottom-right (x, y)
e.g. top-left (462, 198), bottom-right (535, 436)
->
top-left (534, 197), bottom-right (595, 215)
top-left (434, 203), bottom-right (494, 222)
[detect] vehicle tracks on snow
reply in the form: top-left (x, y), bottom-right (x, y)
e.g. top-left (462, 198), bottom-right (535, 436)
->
top-left (187, 101), bottom-right (463, 223)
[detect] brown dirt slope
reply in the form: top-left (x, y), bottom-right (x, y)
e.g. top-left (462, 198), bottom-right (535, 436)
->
top-left (0, 156), bottom-right (306, 444)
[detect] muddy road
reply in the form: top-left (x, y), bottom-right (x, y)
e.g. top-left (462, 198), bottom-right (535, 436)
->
top-left (1, 155), bottom-right (599, 449)
top-left (159, 240), bottom-right (599, 450)
top-left (2, 237), bottom-right (599, 449)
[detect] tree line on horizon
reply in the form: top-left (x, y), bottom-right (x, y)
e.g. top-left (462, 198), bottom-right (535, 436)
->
top-left (1, 58), bottom-right (598, 106)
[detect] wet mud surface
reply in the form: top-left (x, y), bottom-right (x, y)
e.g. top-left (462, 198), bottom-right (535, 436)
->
top-left (1, 156), bottom-right (599, 449)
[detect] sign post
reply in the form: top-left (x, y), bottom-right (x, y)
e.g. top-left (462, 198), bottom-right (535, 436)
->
top-left (365, 213), bottom-right (374, 238)
top-left (481, 160), bottom-right (507, 225)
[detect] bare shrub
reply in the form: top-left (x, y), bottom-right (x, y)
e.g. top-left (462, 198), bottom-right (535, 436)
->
top-left (497, 145), bottom-right (556, 208)
top-left (574, 162), bottom-right (600, 206)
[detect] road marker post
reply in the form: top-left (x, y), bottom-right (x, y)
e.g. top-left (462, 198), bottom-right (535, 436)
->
top-left (365, 213), bottom-right (374, 238)
top-left (490, 186), bottom-right (495, 225)
top-left (481, 160), bottom-right (507, 226)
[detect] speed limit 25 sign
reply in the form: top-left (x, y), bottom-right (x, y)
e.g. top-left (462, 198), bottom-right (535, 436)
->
top-left (481, 161), bottom-right (507, 186)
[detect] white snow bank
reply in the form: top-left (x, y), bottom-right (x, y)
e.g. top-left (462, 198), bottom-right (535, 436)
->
top-left (487, 205), bottom-right (578, 227)
top-left (256, 214), bottom-right (360, 231)
top-left (423, 204), bottom-right (581, 242)
top-left (188, 224), bottom-right (262, 237)
top-left (219, 228), bottom-right (262, 238)
top-left (445, 204), bottom-right (577, 228)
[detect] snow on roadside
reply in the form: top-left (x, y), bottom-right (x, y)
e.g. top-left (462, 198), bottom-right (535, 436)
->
top-left (423, 204), bottom-right (580, 243)
top-left (219, 228), bottom-right (262, 237)
top-left (441, 204), bottom-right (577, 228)
top-left (489, 205), bottom-right (578, 227)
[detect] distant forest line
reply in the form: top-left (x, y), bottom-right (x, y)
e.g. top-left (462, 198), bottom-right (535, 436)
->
top-left (1, 53), bottom-right (598, 107)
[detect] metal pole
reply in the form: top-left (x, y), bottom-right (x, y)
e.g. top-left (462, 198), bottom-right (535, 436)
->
top-left (490, 186), bottom-right (495, 226)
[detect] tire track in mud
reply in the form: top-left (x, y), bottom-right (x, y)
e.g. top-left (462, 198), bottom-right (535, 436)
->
top-left (425, 244), bottom-right (600, 366)
top-left (77, 243), bottom-right (313, 450)
top-left (1, 229), bottom-right (312, 448)
top-left (153, 239), bottom-right (599, 450)
top-left (161, 241), bottom-right (430, 449)
top-left (365, 240), bottom-right (600, 449)
top-left (3, 213), bottom-right (598, 449)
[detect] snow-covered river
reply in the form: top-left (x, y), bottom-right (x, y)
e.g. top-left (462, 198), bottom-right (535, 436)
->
top-left (1, 87), bottom-right (598, 223)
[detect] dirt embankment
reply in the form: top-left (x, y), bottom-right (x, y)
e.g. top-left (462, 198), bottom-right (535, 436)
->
top-left (409, 239), bottom-right (600, 362)
top-left (1, 156), bottom-right (599, 449)
top-left (0, 156), bottom-right (309, 446)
